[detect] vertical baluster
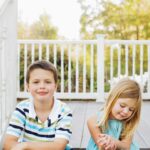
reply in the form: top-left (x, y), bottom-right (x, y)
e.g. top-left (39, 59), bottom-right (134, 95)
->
top-left (75, 44), bottom-right (79, 93)
top-left (110, 46), bottom-right (113, 88)
top-left (140, 44), bottom-right (143, 91)
top-left (148, 45), bottom-right (150, 94)
top-left (90, 44), bottom-right (94, 93)
top-left (68, 44), bottom-right (71, 93)
top-left (118, 45), bottom-right (121, 78)
top-left (61, 45), bottom-right (64, 92)
top-left (24, 44), bottom-right (27, 91)
top-left (39, 43), bottom-right (42, 60)
top-left (31, 43), bottom-right (35, 63)
top-left (46, 43), bottom-right (49, 61)
top-left (125, 44), bottom-right (128, 76)
top-left (17, 44), bottom-right (20, 92)
top-left (54, 44), bottom-right (57, 68)
top-left (132, 44), bottom-right (136, 78)
top-left (83, 44), bottom-right (86, 92)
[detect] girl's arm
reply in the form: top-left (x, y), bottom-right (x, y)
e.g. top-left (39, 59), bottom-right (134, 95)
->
top-left (87, 115), bottom-right (103, 149)
top-left (87, 115), bottom-right (132, 150)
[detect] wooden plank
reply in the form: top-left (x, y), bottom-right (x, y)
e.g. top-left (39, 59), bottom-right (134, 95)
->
top-left (65, 101), bottom-right (150, 149)
top-left (69, 101), bottom-right (87, 148)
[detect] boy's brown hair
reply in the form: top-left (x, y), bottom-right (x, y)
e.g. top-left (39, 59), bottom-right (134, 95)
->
top-left (26, 60), bottom-right (58, 84)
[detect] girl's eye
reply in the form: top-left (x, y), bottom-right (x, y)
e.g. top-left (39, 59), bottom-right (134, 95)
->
top-left (129, 108), bottom-right (134, 112)
top-left (120, 104), bottom-right (125, 108)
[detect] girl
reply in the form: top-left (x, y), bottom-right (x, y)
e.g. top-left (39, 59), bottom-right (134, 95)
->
top-left (87, 78), bottom-right (142, 150)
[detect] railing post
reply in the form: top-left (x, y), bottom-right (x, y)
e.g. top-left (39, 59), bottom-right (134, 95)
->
top-left (96, 35), bottom-right (105, 102)
top-left (0, 0), bottom-right (17, 144)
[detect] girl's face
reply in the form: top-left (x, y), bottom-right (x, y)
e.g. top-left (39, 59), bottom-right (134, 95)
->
top-left (110, 98), bottom-right (136, 121)
top-left (27, 68), bottom-right (57, 102)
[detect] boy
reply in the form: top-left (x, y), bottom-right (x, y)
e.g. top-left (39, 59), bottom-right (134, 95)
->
top-left (3, 60), bottom-right (72, 150)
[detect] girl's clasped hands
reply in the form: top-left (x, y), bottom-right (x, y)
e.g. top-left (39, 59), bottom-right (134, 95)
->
top-left (97, 134), bottom-right (116, 150)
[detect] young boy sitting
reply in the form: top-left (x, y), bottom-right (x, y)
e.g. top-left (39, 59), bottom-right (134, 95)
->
top-left (3, 60), bottom-right (72, 150)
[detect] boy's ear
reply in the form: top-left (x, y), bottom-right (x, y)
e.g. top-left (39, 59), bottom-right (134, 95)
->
top-left (26, 83), bottom-right (30, 92)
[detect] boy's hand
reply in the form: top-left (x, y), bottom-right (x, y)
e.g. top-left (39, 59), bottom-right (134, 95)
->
top-left (11, 142), bottom-right (27, 150)
top-left (97, 134), bottom-right (116, 150)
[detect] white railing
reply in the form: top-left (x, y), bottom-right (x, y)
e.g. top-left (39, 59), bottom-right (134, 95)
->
top-left (17, 36), bottom-right (150, 101)
top-left (0, 0), bottom-right (17, 145)
top-left (17, 37), bottom-right (104, 102)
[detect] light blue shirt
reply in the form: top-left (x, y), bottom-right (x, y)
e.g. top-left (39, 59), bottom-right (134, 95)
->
top-left (87, 111), bottom-right (139, 150)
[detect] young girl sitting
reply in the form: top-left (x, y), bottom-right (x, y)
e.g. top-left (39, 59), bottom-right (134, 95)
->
top-left (87, 78), bottom-right (142, 150)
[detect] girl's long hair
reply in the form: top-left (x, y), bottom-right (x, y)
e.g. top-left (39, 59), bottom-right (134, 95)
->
top-left (98, 78), bottom-right (142, 139)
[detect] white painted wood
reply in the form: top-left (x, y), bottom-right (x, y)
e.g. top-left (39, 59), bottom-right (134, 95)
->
top-left (53, 44), bottom-right (57, 68)
top-left (83, 44), bottom-right (86, 92)
top-left (148, 45), bottom-right (150, 93)
top-left (75, 44), bottom-right (79, 93)
top-left (17, 44), bottom-right (20, 91)
top-left (68, 45), bottom-right (71, 93)
top-left (132, 44), bottom-right (136, 78)
top-left (118, 45), bottom-right (121, 78)
top-left (0, 0), bottom-right (17, 142)
top-left (38, 43), bottom-right (42, 60)
top-left (24, 44), bottom-right (27, 91)
top-left (96, 35), bottom-right (105, 102)
top-left (17, 38), bottom-right (150, 100)
top-left (140, 44), bottom-right (143, 91)
top-left (61, 45), bottom-right (64, 92)
top-left (90, 44), bottom-right (94, 92)
top-left (46, 44), bottom-right (49, 61)
top-left (125, 44), bottom-right (129, 76)
top-left (31, 43), bottom-right (35, 63)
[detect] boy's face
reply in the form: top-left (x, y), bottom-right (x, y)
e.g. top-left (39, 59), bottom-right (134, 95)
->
top-left (27, 68), bottom-right (57, 102)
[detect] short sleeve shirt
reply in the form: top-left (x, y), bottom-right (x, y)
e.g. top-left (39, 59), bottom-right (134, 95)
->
top-left (6, 98), bottom-right (72, 142)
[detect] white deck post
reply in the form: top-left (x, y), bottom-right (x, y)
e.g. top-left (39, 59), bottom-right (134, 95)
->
top-left (96, 35), bottom-right (105, 102)
top-left (0, 0), bottom-right (17, 144)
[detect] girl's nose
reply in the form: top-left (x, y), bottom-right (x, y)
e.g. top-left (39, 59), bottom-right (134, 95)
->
top-left (123, 107), bottom-right (129, 114)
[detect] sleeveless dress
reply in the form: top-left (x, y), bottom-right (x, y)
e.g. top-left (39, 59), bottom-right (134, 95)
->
top-left (86, 112), bottom-right (139, 150)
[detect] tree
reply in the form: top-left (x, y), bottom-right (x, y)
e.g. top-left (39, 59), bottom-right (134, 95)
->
top-left (78, 0), bottom-right (150, 40)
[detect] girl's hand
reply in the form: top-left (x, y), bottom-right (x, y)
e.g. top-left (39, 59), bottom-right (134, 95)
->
top-left (11, 142), bottom-right (27, 150)
top-left (97, 134), bottom-right (116, 150)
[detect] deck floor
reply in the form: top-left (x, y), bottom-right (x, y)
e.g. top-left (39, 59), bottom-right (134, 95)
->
top-left (66, 101), bottom-right (150, 149)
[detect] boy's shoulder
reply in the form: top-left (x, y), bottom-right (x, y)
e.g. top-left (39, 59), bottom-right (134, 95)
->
top-left (16, 99), bottom-right (31, 109)
top-left (54, 99), bottom-right (72, 114)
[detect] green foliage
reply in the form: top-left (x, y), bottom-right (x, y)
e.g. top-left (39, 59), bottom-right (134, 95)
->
top-left (18, 12), bottom-right (58, 39)
top-left (78, 0), bottom-right (150, 40)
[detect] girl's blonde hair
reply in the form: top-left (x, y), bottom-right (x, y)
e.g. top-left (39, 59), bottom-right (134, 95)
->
top-left (98, 78), bottom-right (142, 139)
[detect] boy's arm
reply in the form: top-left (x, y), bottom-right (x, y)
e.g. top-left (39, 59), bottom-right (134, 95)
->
top-left (3, 134), bottom-right (19, 150)
top-left (10, 138), bottom-right (68, 150)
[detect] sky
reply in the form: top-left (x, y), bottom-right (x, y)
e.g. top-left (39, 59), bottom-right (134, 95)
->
top-left (18, 0), bottom-right (82, 39)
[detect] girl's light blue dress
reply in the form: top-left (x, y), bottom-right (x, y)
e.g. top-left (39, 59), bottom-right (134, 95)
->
top-left (86, 112), bottom-right (139, 150)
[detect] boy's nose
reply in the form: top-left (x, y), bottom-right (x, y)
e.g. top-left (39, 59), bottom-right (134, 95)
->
top-left (39, 82), bottom-right (45, 88)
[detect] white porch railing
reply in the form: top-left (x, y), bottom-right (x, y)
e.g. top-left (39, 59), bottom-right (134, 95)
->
top-left (17, 37), bottom-right (150, 101)
top-left (0, 0), bottom-right (17, 145)
top-left (17, 36), bottom-right (104, 102)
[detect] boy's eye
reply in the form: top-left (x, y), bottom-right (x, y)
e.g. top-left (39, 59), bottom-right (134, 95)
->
top-left (32, 81), bottom-right (39, 84)
top-left (45, 81), bottom-right (52, 83)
